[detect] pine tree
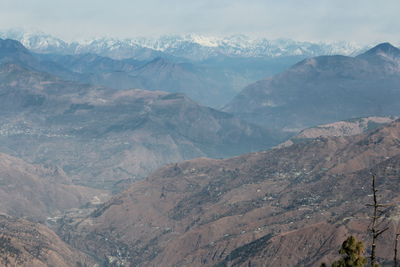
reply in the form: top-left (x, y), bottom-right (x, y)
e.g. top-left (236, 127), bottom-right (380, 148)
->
top-left (331, 236), bottom-right (367, 267)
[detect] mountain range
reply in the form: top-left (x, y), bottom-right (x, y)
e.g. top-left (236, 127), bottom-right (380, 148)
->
top-left (0, 29), bottom-right (366, 60)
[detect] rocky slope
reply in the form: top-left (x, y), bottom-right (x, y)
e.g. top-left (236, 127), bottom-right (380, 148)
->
top-left (59, 119), bottom-right (400, 266)
top-left (0, 152), bottom-right (108, 221)
top-left (278, 116), bottom-right (397, 148)
top-left (224, 43), bottom-right (400, 131)
top-left (0, 215), bottom-right (96, 266)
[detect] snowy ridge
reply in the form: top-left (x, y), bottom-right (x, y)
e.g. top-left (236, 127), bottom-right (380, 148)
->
top-left (0, 29), bottom-right (367, 60)
top-left (121, 34), bottom-right (366, 59)
top-left (0, 29), bottom-right (71, 53)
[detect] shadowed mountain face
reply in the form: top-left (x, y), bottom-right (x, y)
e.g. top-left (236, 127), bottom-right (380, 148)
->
top-left (0, 215), bottom-right (95, 266)
top-left (0, 38), bottom-right (84, 82)
top-left (60, 120), bottom-right (400, 266)
top-left (224, 43), bottom-right (400, 131)
top-left (0, 39), bottom-right (32, 64)
top-left (0, 60), bottom-right (282, 190)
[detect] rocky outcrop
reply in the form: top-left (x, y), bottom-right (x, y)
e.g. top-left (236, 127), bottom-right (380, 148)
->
top-left (277, 116), bottom-right (397, 148)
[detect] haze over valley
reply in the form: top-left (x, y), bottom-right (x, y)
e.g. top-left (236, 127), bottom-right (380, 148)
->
top-left (0, 1), bottom-right (400, 266)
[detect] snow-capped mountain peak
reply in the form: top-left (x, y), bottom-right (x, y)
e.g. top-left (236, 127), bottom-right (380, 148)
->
top-left (0, 29), bottom-right (369, 60)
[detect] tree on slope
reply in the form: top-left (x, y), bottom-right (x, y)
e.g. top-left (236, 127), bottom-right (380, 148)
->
top-left (331, 236), bottom-right (367, 267)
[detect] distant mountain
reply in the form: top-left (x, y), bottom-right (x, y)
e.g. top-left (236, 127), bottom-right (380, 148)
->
top-left (0, 59), bottom-right (282, 190)
top-left (357, 42), bottom-right (400, 69)
top-left (60, 119), bottom-right (400, 266)
top-left (126, 57), bottom-right (248, 107)
top-left (0, 29), bottom-right (366, 60)
top-left (39, 53), bottom-right (141, 74)
top-left (224, 42), bottom-right (400, 130)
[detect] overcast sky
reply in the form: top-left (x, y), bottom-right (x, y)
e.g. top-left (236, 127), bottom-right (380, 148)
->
top-left (0, 0), bottom-right (399, 43)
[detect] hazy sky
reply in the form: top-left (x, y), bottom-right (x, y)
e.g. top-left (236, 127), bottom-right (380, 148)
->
top-left (0, 0), bottom-right (399, 43)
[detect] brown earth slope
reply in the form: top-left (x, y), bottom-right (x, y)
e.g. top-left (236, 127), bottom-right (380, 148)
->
top-left (0, 214), bottom-right (96, 267)
top-left (0, 152), bottom-right (108, 221)
top-left (59, 120), bottom-right (400, 266)
top-left (277, 116), bottom-right (397, 148)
